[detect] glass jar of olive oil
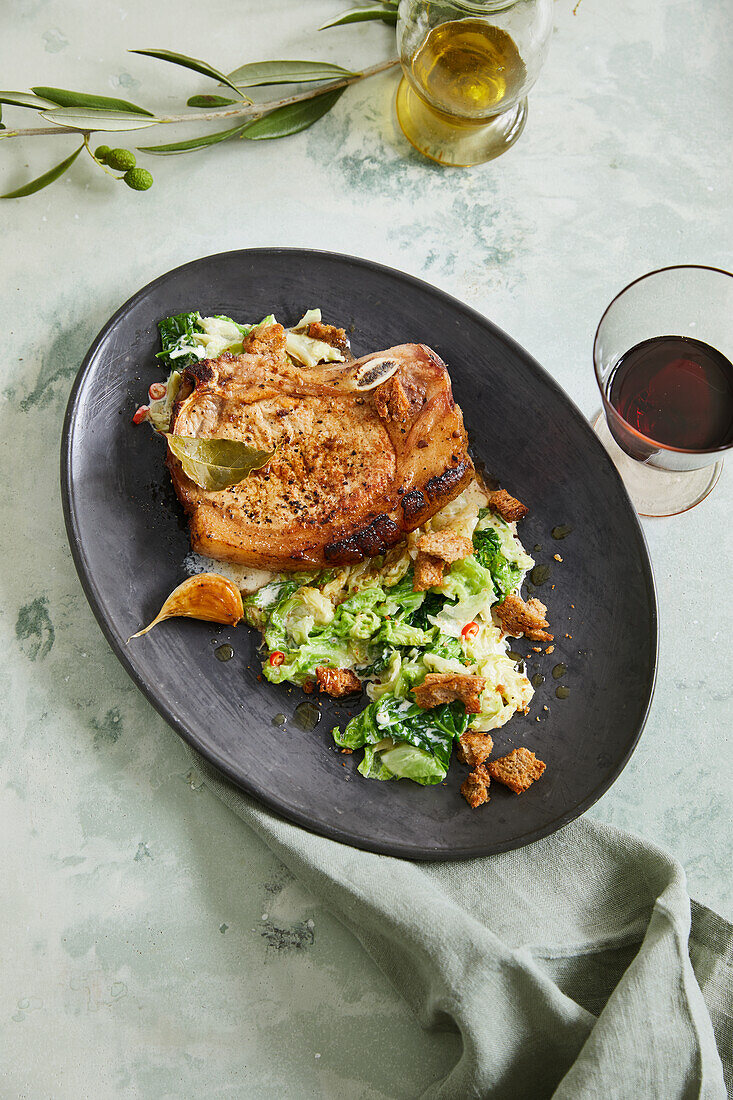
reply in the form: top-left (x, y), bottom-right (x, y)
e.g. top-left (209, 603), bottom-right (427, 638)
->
top-left (396, 0), bottom-right (552, 165)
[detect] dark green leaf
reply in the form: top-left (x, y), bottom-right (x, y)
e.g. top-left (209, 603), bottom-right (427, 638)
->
top-left (40, 107), bottom-right (159, 132)
top-left (1, 143), bottom-right (83, 199)
top-left (334, 694), bottom-right (468, 785)
top-left (186, 94), bottom-right (236, 107)
top-left (31, 86), bottom-right (153, 115)
top-left (227, 60), bottom-right (358, 87)
top-left (138, 120), bottom-right (249, 155)
top-left (156, 311), bottom-right (204, 367)
top-left (410, 590), bottom-right (445, 631)
top-left (242, 86), bottom-right (344, 141)
top-left (320, 6), bottom-right (398, 29)
top-left (473, 525), bottom-right (523, 600)
top-left (0, 90), bottom-right (59, 110)
top-left (131, 48), bottom-right (243, 95)
top-left (167, 435), bottom-right (275, 490)
top-left (371, 696), bottom-right (469, 768)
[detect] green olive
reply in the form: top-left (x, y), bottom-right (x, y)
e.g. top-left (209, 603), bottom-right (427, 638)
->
top-left (106, 148), bottom-right (137, 171)
top-left (123, 167), bottom-right (154, 192)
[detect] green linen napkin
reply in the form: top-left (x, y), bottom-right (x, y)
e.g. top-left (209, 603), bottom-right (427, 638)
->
top-left (189, 749), bottom-right (731, 1099)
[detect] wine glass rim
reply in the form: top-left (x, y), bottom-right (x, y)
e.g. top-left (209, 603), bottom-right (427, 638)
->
top-left (593, 263), bottom-right (733, 457)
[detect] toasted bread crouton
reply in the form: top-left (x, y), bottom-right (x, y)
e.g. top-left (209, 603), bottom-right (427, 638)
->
top-left (417, 531), bottom-right (473, 564)
top-left (489, 489), bottom-right (528, 523)
top-left (242, 321), bottom-right (287, 355)
top-left (412, 672), bottom-right (486, 714)
top-left (375, 374), bottom-right (421, 423)
top-left (461, 764), bottom-right (490, 808)
top-left (413, 552), bottom-right (446, 591)
top-left (315, 666), bottom-right (362, 697)
top-left (496, 594), bottom-right (553, 642)
top-left (457, 731), bottom-right (494, 767)
top-left (487, 747), bottom-right (545, 794)
top-left (306, 321), bottom-right (351, 356)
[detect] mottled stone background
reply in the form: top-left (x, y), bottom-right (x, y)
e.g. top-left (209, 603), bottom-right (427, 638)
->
top-left (2, 1), bottom-right (731, 1096)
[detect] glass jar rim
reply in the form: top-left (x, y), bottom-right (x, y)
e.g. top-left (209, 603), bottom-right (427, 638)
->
top-left (446, 0), bottom-right (523, 12)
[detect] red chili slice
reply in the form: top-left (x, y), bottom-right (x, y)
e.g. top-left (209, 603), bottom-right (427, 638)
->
top-left (149, 382), bottom-right (167, 401)
top-left (132, 404), bottom-right (150, 424)
top-left (461, 621), bottom-right (479, 639)
top-left (269, 651), bottom-right (285, 667)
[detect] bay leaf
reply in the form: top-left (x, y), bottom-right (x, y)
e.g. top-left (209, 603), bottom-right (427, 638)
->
top-left (167, 435), bottom-right (274, 490)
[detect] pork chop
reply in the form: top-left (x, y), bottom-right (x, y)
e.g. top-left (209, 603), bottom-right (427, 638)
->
top-left (167, 323), bottom-right (474, 570)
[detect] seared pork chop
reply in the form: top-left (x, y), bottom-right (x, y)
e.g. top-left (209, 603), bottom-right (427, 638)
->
top-left (168, 323), bottom-right (473, 570)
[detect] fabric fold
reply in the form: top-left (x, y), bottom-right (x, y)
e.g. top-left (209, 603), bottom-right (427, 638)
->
top-left (190, 749), bottom-right (729, 1099)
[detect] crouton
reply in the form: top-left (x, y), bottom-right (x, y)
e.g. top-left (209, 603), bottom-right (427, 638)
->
top-left (412, 672), bottom-right (486, 714)
top-left (375, 374), bottom-right (421, 423)
top-left (487, 747), bottom-right (546, 794)
top-left (413, 552), bottom-right (446, 591)
top-left (315, 666), bottom-right (362, 697)
top-left (461, 764), bottom-right (491, 808)
top-left (489, 489), bottom-right (528, 523)
top-left (457, 730), bottom-right (494, 767)
top-left (417, 531), bottom-right (473, 563)
top-left (306, 321), bottom-right (351, 356)
top-left (496, 594), bottom-right (553, 642)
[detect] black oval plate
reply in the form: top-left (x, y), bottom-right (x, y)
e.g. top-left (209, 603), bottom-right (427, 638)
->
top-left (61, 249), bottom-right (657, 859)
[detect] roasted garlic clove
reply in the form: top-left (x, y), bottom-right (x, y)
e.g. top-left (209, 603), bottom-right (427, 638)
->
top-left (129, 573), bottom-right (244, 640)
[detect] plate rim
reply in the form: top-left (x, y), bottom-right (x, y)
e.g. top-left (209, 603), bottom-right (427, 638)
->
top-left (61, 246), bottom-right (659, 860)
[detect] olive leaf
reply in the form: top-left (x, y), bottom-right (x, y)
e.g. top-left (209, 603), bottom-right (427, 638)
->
top-left (131, 48), bottom-right (244, 96)
top-left (320, 5), bottom-right (398, 30)
top-left (167, 435), bottom-right (275, 490)
top-left (0, 90), bottom-right (60, 110)
top-left (242, 86), bottom-right (344, 141)
top-left (187, 94), bottom-right (236, 107)
top-left (1, 143), bottom-right (83, 199)
top-left (31, 86), bottom-right (154, 115)
top-left (40, 107), bottom-right (160, 132)
top-left (227, 59), bottom-right (358, 87)
top-left (138, 120), bottom-right (249, 155)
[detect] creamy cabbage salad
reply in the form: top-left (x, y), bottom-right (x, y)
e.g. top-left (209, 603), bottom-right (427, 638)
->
top-left (243, 484), bottom-right (535, 787)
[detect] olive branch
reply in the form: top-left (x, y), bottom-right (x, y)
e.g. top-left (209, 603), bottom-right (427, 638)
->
top-left (0, 1), bottom-right (398, 198)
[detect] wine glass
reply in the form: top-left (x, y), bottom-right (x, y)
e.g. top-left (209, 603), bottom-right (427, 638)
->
top-left (395, 0), bottom-right (553, 167)
top-left (593, 266), bottom-right (733, 517)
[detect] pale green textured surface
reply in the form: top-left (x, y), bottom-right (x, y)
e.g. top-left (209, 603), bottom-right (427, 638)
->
top-left (1, 1), bottom-right (731, 1097)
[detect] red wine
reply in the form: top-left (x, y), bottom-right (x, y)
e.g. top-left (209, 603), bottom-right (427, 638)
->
top-left (608, 335), bottom-right (733, 450)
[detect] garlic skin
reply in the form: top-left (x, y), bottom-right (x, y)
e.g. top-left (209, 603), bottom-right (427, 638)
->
top-left (129, 573), bottom-right (244, 639)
